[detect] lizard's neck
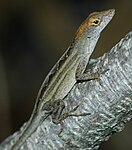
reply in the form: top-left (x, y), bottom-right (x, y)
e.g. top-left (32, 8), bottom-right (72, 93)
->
top-left (74, 33), bottom-right (100, 56)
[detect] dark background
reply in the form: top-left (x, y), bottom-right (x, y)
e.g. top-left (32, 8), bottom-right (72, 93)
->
top-left (0, 0), bottom-right (132, 149)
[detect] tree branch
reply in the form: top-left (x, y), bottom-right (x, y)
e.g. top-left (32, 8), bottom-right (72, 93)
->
top-left (1, 31), bottom-right (132, 150)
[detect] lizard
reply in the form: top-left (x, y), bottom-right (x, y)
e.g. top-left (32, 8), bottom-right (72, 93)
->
top-left (11, 9), bottom-right (115, 150)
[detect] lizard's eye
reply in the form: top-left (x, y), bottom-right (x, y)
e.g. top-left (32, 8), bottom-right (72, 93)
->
top-left (90, 18), bottom-right (100, 26)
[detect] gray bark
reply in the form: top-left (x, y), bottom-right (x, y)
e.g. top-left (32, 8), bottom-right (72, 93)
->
top-left (0, 31), bottom-right (132, 150)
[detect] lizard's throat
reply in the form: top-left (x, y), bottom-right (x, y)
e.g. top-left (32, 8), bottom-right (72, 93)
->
top-left (75, 33), bottom-right (100, 55)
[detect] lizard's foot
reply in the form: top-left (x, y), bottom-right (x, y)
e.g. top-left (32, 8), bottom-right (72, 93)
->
top-left (58, 105), bottom-right (90, 122)
top-left (51, 101), bottom-right (90, 136)
top-left (78, 66), bottom-right (109, 81)
top-left (58, 106), bottom-right (90, 136)
top-left (95, 67), bottom-right (109, 79)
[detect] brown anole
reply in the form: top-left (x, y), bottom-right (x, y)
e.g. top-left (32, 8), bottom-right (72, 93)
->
top-left (12, 9), bottom-right (115, 150)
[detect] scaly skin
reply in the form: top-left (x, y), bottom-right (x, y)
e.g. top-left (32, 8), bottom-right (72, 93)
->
top-left (11, 9), bottom-right (115, 150)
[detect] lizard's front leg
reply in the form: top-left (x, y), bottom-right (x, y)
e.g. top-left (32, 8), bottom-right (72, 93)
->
top-left (75, 55), bottom-right (100, 81)
top-left (75, 55), bottom-right (107, 81)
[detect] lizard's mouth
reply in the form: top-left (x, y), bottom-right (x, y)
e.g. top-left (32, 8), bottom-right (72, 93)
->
top-left (102, 9), bottom-right (115, 23)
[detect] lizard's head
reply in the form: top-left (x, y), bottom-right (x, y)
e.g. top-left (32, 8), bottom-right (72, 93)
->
top-left (75, 9), bottom-right (115, 40)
